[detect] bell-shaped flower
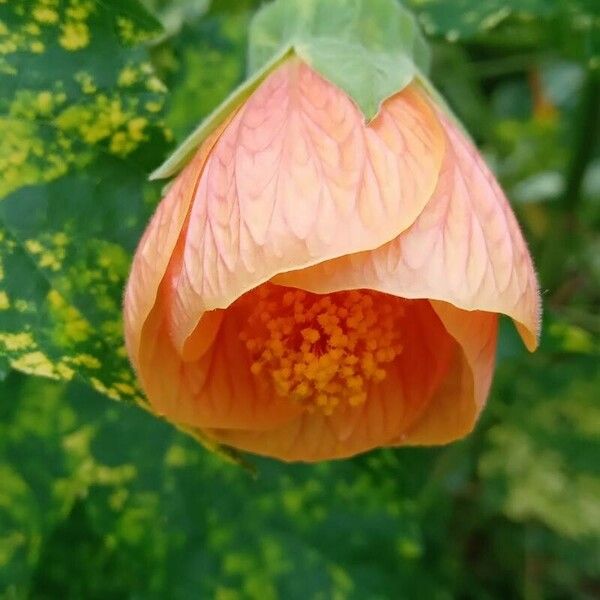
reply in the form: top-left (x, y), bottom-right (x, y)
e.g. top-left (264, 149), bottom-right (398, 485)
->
top-left (124, 1), bottom-right (540, 462)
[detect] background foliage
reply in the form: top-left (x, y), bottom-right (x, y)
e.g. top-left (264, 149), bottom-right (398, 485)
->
top-left (0, 0), bottom-right (599, 598)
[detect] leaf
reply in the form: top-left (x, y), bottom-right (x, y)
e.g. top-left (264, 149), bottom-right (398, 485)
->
top-left (0, 371), bottom-right (172, 594)
top-left (407, 0), bottom-right (595, 37)
top-left (0, 170), bottom-right (152, 403)
top-left (0, 0), bottom-right (166, 197)
top-left (0, 370), bottom-right (456, 598)
top-left (407, 0), bottom-right (599, 65)
top-left (0, 0), bottom-right (170, 401)
top-left (480, 355), bottom-right (600, 539)
top-left (0, 373), bottom-right (83, 593)
top-left (0, 355), bottom-right (8, 381)
top-left (4, 357), bottom-right (600, 597)
top-left (140, 0), bottom-right (212, 39)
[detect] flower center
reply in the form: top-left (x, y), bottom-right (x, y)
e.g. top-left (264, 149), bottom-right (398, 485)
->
top-left (239, 285), bottom-right (405, 415)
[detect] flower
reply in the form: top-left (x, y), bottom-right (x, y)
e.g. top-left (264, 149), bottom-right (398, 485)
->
top-left (124, 58), bottom-right (540, 462)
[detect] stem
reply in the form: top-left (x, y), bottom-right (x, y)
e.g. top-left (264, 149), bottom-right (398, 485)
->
top-left (561, 69), bottom-right (600, 215)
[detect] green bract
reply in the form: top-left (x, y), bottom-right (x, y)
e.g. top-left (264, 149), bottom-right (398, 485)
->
top-left (150, 0), bottom-right (431, 180)
top-left (248, 0), bottom-right (430, 117)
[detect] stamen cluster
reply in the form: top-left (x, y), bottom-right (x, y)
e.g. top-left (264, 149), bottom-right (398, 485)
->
top-left (239, 285), bottom-right (405, 415)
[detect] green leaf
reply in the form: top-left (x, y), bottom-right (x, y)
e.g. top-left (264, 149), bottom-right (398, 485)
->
top-left (0, 0), bottom-right (170, 401)
top-left (480, 355), bottom-right (600, 539)
top-left (0, 373), bottom-right (81, 593)
top-left (407, 0), bottom-right (599, 67)
top-left (0, 370), bottom-right (455, 598)
top-left (0, 355), bottom-right (8, 381)
top-left (0, 0), bottom-right (167, 197)
top-left (0, 168), bottom-right (151, 402)
top-left (140, 0), bottom-right (212, 40)
top-left (408, 0), bottom-right (595, 37)
top-left (0, 372), bottom-right (165, 594)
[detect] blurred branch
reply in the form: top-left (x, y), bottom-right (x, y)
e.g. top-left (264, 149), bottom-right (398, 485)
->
top-left (470, 53), bottom-right (552, 79)
top-left (528, 69), bottom-right (558, 121)
top-left (541, 68), bottom-right (600, 291)
top-left (561, 69), bottom-right (600, 215)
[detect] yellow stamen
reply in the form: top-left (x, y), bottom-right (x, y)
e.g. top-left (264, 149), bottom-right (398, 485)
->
top-left (239, 285), bottom-right (405, 415)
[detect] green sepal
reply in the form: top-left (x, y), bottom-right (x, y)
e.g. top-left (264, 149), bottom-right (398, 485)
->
top-left (249, 0), bottom-right (430, 118)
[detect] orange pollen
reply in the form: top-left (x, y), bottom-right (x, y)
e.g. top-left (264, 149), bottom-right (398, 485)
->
top-left (239, 285), bottom-right (405, 415)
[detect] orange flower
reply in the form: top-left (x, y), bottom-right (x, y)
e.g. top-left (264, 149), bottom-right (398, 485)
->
top-left (124, 59), bottom-right (540, 462)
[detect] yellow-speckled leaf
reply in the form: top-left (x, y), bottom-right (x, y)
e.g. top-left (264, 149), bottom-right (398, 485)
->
top-left (0, 0), bottom-right (169, 403)
top-left (406, 0), bottom-right (599, 65)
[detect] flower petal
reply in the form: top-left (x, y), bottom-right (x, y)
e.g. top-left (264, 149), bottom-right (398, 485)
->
top-left (398, 303), bottom-right (498, 445)
top-left (124, 117), bottom-right (234, 369)
top-left (203, 299), bottom-right (457, 461)
top-left (167, 59), bottom-right (445, 352)
top-left (134, 280), bottom-right (303, 431)
top-left (275, 102), bottom-right (540, 350)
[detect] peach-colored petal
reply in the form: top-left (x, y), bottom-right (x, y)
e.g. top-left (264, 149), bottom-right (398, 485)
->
top-left (203, 299), bottom-right (457, 462)
top-left (124, 116), bottom-right (235, 369)
top-left (398, 303), bottom-right (498, 445)
top-left (135, 281), bottom-right (303, 431)
top-left (275, 102), bottom-right (540, 350)
top-left (167, 59), bottom-right (445, 352)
